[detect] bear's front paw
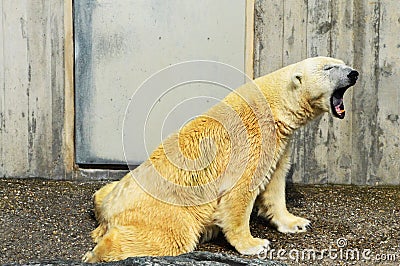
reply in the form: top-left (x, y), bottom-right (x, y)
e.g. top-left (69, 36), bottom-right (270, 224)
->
top-left (271, 212), bottom-right (311, 233)
top-left (235, 237), bottom-right (270, 255)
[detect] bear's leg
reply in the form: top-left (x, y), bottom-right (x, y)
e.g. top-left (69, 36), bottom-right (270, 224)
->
top-left (90, 224), bottom-right (108, 243)
top-left (199, 225), bottom-right (220, 243)
top-left (256, 147), bottom-right (311, 233)
top-left (215, 186), bottom-right (270, 255)
top-left (83, 225), bottom-right (128, 263)
top-left (83, 224), bottom-right (198, 262)
top-left (93, 181), bottom-right (118, 220)
top-left (90, 181), bottom-right (118, 242)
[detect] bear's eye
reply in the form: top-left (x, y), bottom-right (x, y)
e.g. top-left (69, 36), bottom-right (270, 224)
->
top-left (324, 65), bottom-right (334, 71)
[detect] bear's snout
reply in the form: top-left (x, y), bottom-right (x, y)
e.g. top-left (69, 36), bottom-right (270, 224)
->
top-left (347, 70), bottom-right (359, 84)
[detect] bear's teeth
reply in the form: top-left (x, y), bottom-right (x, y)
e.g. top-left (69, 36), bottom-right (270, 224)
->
top-left (336, 106), bottom-right (345, 114)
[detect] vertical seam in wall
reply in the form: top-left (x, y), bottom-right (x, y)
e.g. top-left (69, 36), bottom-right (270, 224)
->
top-left (281, 0), bottom-right (285, 67)
top-left (26, 3), bottom-right (32, 174)
top-left (305, 0), bottom-right (308, 57)
top-left (352, 0), bottom-right (363, 185)
top-left (370, 1), bottom-right (381, 184)
top-left (349, 0), bottom-right (354, 185)
top-left (351, 0), bottom-right (363, 185)
top-left (327, 0), bottom-right (333, 183)
top-left (0, 0), bottom-right (4, 176)
top-left (329, 0), bottom-right (333, 56)
top-left (304, 0), bottom-right (309, 181)
top-left (253, 0), bottom-right (260, 78)
top-left (48, 0), bottom-right (54, 176)
top-left (64, 0), bottom-right (75, 176)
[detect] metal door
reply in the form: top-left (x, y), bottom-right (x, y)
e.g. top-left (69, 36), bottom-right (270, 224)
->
top-left (75, 0), bottom-right (253, 165)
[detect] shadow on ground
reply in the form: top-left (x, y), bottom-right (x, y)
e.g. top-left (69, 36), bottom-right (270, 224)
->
top-left (0, 178), bottom-right (399, 265)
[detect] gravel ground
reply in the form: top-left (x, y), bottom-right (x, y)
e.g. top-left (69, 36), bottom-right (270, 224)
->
top-left (0, 178), bottom-right (399, 265)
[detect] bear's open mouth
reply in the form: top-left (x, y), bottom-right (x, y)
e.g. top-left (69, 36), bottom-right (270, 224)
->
top-left (330, 86), bottom-right (349, 119)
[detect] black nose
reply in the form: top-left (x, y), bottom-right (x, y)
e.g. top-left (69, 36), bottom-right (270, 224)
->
top-left (348, 70), bottom-right (359, 82)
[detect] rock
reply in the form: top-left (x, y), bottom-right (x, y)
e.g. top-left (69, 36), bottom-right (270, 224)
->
top-left (5, 251), bottom-right (285, 266)
top-left (115, 252), bottom-right (285, 266)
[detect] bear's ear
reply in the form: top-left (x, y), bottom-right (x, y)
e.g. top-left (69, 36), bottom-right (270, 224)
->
top-left (291, 72), bottom-right (303, 88)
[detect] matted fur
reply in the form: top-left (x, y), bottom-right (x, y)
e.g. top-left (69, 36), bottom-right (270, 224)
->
top-left (83, 57), bottom-right (358, 262)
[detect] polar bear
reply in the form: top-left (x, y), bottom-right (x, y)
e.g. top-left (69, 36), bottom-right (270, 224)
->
top-left (83, 57), bottom-right (358, 262)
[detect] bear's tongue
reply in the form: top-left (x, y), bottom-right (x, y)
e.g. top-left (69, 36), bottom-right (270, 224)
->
top-left (334, 98), bottom-right (345, 117)
top-left (331, 90), bottom-right (346, 119)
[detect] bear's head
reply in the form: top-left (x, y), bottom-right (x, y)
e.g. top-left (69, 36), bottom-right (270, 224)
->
top-left (291, 56), bottom-right (359, 119)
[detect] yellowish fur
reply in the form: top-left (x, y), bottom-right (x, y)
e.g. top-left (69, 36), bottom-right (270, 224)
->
top-left (83, 57), bottom-right (356, 262)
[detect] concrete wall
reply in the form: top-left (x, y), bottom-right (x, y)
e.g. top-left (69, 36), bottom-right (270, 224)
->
top-left (0, 0), bottom-right (74, 179)
top-left (0, 0), bottom-right (398, 184)
top-left (254, 0), bottom-right (399, 185)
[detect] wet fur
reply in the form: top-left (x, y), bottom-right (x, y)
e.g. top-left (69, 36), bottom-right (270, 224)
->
top-left (83, 57), bottom-right (356, 262)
